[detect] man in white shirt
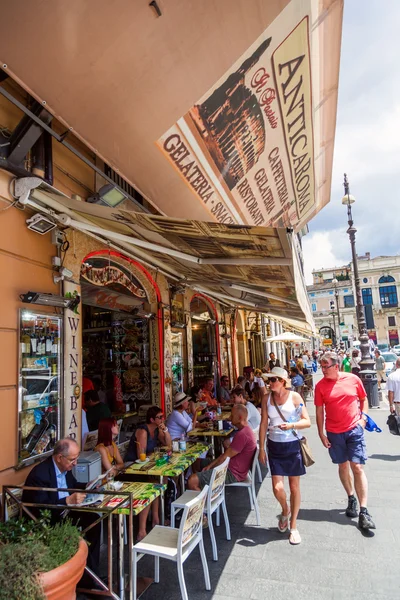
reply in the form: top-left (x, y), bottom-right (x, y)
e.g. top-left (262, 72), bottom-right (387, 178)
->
top-left (386, 357), bottom-right (400, 415)
top-left (231, 385), bottom-right (261, 432)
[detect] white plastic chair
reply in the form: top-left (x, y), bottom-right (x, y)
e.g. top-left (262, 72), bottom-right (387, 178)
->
top-left (170, 457), bottom-right (231, 561)
top-left (226, 447), bottom-right (260, 526)
top-left (252, 426), bottom-right (263, 484)
top-left (132, 485), bottom-right (211, 600)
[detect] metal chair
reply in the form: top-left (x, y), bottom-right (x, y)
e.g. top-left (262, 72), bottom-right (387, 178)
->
top-left (170, 457), bottom-right (231, 561)
top-left (132, 485), bottom-right (211, 600)
top-left (225, 447), bottom-right (260, 526)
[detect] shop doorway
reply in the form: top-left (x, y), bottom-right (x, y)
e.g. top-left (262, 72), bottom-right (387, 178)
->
top-left (80, 257), bottom-right (153, 413)
top-left (190, 296), bottom-right (218, 387)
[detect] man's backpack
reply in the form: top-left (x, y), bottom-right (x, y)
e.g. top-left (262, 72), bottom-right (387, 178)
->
top-left (387, 414), bottom-right (400, 436)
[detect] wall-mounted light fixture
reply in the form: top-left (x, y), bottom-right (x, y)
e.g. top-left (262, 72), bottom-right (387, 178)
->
top-left (87, 183), bottom-right (127, 207)
top-left (20, 291), bottom-right (80, 311)
top-left (26, 213), bottom-right (57, 234)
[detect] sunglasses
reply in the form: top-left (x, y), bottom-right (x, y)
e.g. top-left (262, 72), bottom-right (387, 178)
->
top-left (155, 414), bottom-right (164, 420)
top-left (321, 364), bottom-right (335, 370)
top-left (269, 377), bottom-right (283, 383)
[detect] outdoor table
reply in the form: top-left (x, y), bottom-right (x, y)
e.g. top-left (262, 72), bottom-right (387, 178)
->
top-left (188, 426), bottom-right (234, 458)
top-left (122, 442), bottom-right (211, 522)
top-left (3, 481), bottom-right (165, 600)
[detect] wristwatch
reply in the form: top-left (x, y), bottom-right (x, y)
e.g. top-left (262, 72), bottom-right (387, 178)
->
top-left (361, 414), bottom-right (368, 422)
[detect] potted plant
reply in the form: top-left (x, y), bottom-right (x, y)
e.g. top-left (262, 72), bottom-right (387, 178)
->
top-left (0, 511), bottom-right (88, 600)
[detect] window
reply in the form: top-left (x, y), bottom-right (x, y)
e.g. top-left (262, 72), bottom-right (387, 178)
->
top-left (311, 303), bottom-right (317, 312)
top-left (328, 290), bottom-right (333, 295)
top-left (378, 275), bottom-right (395, 284)
top-left (379, 285), bottom-right (398, 307)
top-left (310, 293), bottom-right (315, 297)
top-left (388, 316), bottom-right (396, 327)
top-left (343, 289), bottom-right (348, 293)
top-left (363, 277), bottom-right (368, 283)
top-left (343, 295), bottom-right (355, 308)
top-left (362, 288), bottom-right (373, 305)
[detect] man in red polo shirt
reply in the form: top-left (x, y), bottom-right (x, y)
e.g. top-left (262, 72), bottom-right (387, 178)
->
top-left (315, 351), bottom-right (375, 530)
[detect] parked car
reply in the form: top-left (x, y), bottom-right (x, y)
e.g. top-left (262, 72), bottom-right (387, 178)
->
top-left (377, 343), bottom-right (389, 353)
top-left (392, 344), bottom-right (400, 356)
top-left (381, 352), bottom-right (397, 378)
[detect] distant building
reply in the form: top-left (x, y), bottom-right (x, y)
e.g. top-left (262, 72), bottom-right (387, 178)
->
top-left (307, 252), bottom-right (400, 348)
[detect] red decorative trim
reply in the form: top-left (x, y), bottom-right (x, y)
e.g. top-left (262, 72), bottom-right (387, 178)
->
top-left (191, 293), bottom-right (221, 378)
top-left (82, 250), bottom-right (165, 412)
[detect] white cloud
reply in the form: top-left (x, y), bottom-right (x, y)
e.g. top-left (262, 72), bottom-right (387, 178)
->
top-left (307, 0), bottom-right (400, 267)
top-left (302, 230), bottom-right (349, 285)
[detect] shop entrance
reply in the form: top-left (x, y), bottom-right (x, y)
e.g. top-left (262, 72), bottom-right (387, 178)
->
top-left (80, 257), bottom-right (153, 414)
top-left (190, 296), bottom-right (218, 387)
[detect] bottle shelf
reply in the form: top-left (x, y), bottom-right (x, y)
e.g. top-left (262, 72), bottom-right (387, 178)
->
top-left (21, 403), bottom-right (58, 412)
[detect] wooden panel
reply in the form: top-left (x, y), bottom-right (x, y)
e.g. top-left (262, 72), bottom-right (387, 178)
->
top-left (0, 331), bottom-right (17, 387)
top-left (0, 253), bottom-right (57, 330)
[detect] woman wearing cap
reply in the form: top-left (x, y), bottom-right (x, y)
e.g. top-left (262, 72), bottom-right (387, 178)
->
top-left (166, 392), bottom-right (198, 440)
top-left (259, 366), bottom-right (311, 545)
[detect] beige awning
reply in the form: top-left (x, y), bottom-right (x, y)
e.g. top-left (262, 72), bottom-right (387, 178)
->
top-left (0, 0), bottom-right (343, 231)
top-left (28, 187), bottom-right (315, 330)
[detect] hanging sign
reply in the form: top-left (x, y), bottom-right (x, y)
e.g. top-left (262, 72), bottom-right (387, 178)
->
top-left (63, 281), bottom-right (82, 443)
top-left (81, 258), bottom-right (147, 299)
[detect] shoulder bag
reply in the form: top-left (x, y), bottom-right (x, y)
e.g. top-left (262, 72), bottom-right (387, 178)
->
top-left (271, 395), bottom-right (315, 467)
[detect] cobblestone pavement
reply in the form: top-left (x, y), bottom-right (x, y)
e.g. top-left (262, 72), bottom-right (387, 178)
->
top-left (136, 395), bottom-right (399, 600)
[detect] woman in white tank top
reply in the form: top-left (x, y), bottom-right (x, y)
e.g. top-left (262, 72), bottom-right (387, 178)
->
top-left (259, 367), bottom-right (311, 545)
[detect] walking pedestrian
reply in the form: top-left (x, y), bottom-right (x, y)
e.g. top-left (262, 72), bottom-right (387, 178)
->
top-left (374, 349), bottom-right (386, 390)
top-left (386, 357), bottom-right (400, 415)
top-left (350, 349), bottom-right (361, 376)
top-left (315, 351), bottom-right (376, 530)
top-left (259, 367), bottom-right (311, 545)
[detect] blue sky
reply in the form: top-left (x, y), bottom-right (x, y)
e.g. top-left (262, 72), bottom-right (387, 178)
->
top-left (303, 0), bottom-right (400, 283)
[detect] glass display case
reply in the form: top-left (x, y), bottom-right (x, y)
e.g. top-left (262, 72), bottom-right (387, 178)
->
top-left (18, 310), bottom-right (62, 465)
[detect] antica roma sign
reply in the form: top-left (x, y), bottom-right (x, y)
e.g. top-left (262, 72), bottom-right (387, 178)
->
top-left (157, 10), bottom-right (314, 231)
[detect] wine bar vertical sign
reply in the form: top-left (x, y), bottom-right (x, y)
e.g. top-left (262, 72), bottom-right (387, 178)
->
top-left (63, 281), bottom-right (82, 444)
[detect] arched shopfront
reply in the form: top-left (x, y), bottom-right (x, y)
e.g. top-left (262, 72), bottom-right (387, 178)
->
top-left (79, 251), bottom-right (164, 414)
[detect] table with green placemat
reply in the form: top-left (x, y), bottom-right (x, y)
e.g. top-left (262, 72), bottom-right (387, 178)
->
top-left (121, 441), bottom-right (211, 523)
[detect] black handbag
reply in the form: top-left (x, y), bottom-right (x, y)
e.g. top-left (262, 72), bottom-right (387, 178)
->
top-left (387, 414), bottom-right (400, 436)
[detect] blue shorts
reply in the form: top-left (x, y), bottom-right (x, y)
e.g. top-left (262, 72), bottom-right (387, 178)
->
top-left (327, 424), bottom-right (367, 465)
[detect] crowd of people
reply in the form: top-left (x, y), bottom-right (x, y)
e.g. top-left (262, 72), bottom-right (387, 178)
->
top-left (19, 344), bottom-right (380, 596)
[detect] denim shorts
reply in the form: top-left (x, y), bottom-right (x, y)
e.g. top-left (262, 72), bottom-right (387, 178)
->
top-left (327, 424), bottom-right (367, 465)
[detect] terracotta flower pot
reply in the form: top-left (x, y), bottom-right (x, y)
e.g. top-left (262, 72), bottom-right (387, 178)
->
top-left (39, 538), bottom-right (88, 600)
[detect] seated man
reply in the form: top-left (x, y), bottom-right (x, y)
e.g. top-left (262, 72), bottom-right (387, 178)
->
top-left (217, 375), bottom-right (231, 405)
top-left (22, 438), bottom-right (102, 589)
top-left (188, 405), bottom-right (256, 490)
top-left (201, 377), bottom-right (218, 407)
top-left (231, 385), bottom-right (261, 432)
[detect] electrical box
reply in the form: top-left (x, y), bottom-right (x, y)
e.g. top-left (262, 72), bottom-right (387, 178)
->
top-left (51, 229), bottom-right (65, 247)
top-left (73, 450), bottom-right (102, 483)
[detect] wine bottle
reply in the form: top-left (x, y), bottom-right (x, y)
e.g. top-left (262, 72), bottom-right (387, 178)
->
top-left (31, 332), bottom-right (38, 355)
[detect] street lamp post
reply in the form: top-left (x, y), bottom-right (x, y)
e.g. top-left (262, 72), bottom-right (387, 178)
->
top-left (332, 277), bottom-right (342, 344)
top-left (342, 174), bottom-right (379, 407)
top-left (329, 312), bottom-right (337, 346)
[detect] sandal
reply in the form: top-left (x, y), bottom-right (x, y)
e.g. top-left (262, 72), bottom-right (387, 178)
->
top-left (289, 529), bottom-right (301, 545)
top-left (278, 511), bottom-right (291, 533)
